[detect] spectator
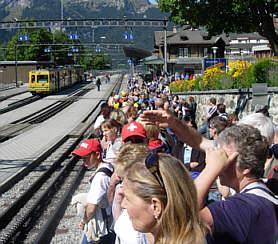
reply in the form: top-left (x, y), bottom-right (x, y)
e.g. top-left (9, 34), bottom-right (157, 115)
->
top-left (140, 110), bottom-right (278, 243)
top-left (96, 78), bottom-right (101, 91)
top-left (209, 116), bottom-right (228, 140)
top-left (197, 125), bottom-right (278, 244)
top-left (199, 97), bottom-right (218, 138)
top-left (93, 103), bottom-right (111, 138)
top-left (217, 103), bottom-right (227, 119)
top-left (108, 128), bottom-right (149, 244)
top-left (100, 119), bottom-right (122, 166)
top-left (117, 144), bottom-right (206, 244)
top-left (72, 139), bottom-right (115, 244)
top-left (144, 124), bottom-right (170, 152)
top-left (171, 115), bottom-right (206, 173)
top-left (188, 96), bottom-right (197, 120)
top-left (227, 112), bottom-right (239, 126)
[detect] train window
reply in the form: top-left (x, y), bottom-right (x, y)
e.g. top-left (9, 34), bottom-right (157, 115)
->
top-left (37, 75), bottom-right (48, 83)
top-left (31, 75), bottom-right (35, 83)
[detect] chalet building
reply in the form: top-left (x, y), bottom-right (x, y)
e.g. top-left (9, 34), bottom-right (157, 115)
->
top-left (153, 26), bottom-right (273, 75)
top-left (154, 26), bottom-right (227, 75)
top-left (224, 33), bottom-right (271, 59)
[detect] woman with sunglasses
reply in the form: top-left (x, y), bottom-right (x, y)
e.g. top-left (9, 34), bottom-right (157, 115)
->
top-left (116, 144), bottom-right (206, 244)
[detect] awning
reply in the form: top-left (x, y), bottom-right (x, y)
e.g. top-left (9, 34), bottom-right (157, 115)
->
top-left (142, 54), bottom-right (164, 65)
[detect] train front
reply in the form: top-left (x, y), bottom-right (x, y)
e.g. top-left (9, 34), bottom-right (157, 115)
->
top-left (29, 70), bottom-right (51, 95)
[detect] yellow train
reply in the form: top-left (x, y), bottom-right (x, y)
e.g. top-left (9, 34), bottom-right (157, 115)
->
top-left (29, 66), bottom-right (84, 95)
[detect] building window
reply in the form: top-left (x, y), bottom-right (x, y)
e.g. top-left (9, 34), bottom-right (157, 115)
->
top-left (201, 48), bottom-right (208, 57)
top-left (179, 48), bottom-right (190, 57)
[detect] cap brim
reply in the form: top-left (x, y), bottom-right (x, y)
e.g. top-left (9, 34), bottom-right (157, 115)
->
top-left (72, 148), bottom-right (89, 157)
top-left (122, 132), bottom-right (146, 141)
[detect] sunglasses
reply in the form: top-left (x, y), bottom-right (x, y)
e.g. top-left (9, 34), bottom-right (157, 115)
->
top-left (145, 151), bottom-right (165, 189)
top-left (124, 136), bottom-right (145, 144)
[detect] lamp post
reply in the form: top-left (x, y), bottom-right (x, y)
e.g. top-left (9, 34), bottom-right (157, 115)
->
top-left (212, 46), bottom-right (218, 67)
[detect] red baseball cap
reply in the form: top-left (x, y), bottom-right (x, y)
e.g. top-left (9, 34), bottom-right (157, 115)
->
top-left (72, 139), bottom-right (102, 157)
top-left (121, 121), bottom-right (146, 141)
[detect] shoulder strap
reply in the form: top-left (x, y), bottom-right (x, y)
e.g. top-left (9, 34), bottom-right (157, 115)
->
top-left (244, 186), bottom-right (278, 205)
top-left (89, 167), bottom-right (113, 183)
top-left (96, 167), bottom-right (113, 177)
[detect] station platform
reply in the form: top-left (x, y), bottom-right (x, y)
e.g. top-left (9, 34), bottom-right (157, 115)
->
top-left (0, 75), bottom-right (125, 188)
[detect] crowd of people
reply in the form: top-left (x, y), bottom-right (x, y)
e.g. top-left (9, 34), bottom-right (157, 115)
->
top-left (71, 74), bottom-right (278, 244)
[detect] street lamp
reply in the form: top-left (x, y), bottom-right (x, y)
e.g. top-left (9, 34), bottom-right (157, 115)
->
top-left (212, 46), bottom-right (218, 66)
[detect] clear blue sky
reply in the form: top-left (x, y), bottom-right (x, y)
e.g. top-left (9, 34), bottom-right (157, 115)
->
top-left (148, 0), bottom-right (158, 5)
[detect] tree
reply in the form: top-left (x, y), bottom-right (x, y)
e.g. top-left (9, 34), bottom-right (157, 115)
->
top-left (157, 0), bottom-right (278, 55)
top-left (4, 28), bottom-right (53, 61)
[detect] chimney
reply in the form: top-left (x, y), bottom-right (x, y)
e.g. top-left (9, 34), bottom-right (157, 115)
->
top-left (173, 26), bottom-right (177, 33)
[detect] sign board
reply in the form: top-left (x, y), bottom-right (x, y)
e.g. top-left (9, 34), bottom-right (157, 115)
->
top-left (18, 35), bottom-right (29, 41)
top-left (123, 33), bottom-right (135, 40)
top-left (204, 58), bottom-right (227, 71)
top-left (68, 33), bottom-right (79, 40)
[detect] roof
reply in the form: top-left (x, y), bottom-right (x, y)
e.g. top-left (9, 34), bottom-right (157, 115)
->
top-left (228, 32), bottom-right (267, 40)
top-left (154, 29), bottom-right (227, 47)
top-left (0, 61), bottom-right (53, 65)
top-left (123, 46), bottom-right (152, 60)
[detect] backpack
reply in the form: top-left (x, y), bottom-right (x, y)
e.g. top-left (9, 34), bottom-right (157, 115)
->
top-left (86, 166), bottom-right (114, 242)
top-left (266, 166), bottom-right (278, 195)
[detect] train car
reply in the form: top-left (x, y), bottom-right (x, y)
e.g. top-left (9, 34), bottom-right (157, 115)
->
top-left (29, 66), bottom-right (84, 95)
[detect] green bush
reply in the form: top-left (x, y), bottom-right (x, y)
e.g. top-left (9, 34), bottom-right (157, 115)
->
top-left (251, 58), bottom-right (277, 83)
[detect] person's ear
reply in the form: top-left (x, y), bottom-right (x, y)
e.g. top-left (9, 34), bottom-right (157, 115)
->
top-left (242, 167), bottom-right (252, 176)
top-left (151, 197), bottom-right (163, 219)
top-left (96, 151), bottom-right (101, 159)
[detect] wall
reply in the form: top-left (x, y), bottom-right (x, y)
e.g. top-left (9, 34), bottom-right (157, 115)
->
top-left (176, 87), bottom-right (278, 127)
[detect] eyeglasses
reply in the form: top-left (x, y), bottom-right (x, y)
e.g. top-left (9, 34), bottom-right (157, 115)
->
top-left (145, 151), bottom-right (165, 189)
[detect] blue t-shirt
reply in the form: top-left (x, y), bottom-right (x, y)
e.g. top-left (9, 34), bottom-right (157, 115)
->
top-left (207, 192), bottom-right (278, 244)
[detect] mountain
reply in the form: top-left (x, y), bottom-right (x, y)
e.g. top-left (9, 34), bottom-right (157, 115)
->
top-left (0, 0), bottom-right (169, 65)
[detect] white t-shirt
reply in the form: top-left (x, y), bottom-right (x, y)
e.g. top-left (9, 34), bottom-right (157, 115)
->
top-left (114, 209), bottom-right (140, 244)
top-left (103, 137), bottom-right (122, 164)
top-left (94, 115), bottom-right (105, 130)
top-left (87, 163), bottom-right (113, 237)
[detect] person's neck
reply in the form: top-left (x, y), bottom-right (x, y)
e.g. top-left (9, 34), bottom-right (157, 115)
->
top-left (238, 177), bottom-right (260, 192)
top-left (96, 161), bottom-right (105, 169)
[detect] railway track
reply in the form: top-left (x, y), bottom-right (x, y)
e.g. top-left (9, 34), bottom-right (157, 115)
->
top-left (0, 84), bottom-right (95, 143)
top-left (0, 95), bottom-right (41, 114)
top-left (0, 74), bottom-right (124, 244)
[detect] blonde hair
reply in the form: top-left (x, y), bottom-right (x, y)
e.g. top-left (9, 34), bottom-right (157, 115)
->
top-left (109, 109), bottom-right (128, 127)
top-left (144, 124), bottom-right (160, 141)
top-left (114, 143), bottom-right (150, 177)
top-left (119, 145), bottom-right (206, 244)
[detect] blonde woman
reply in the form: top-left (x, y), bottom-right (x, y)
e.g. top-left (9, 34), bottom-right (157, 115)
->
top-left (116, 144), bottom-right (206, 244)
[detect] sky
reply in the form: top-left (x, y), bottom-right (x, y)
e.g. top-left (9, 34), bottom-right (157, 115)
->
top-left (148, 0), bottom-right (158, 5)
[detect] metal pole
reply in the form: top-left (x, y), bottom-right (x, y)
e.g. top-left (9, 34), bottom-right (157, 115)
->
top-left (14, 42), bottom-right (18, 87)
top-left (163, 18), bottom-right (168, 83)
top-left (61, 0), bottom-right (63, 20)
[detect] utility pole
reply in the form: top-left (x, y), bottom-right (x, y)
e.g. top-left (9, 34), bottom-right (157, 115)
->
top-left (163, 17), bottom-right (168, 83)
top-left (14, 42), bottom-right (18, 87)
